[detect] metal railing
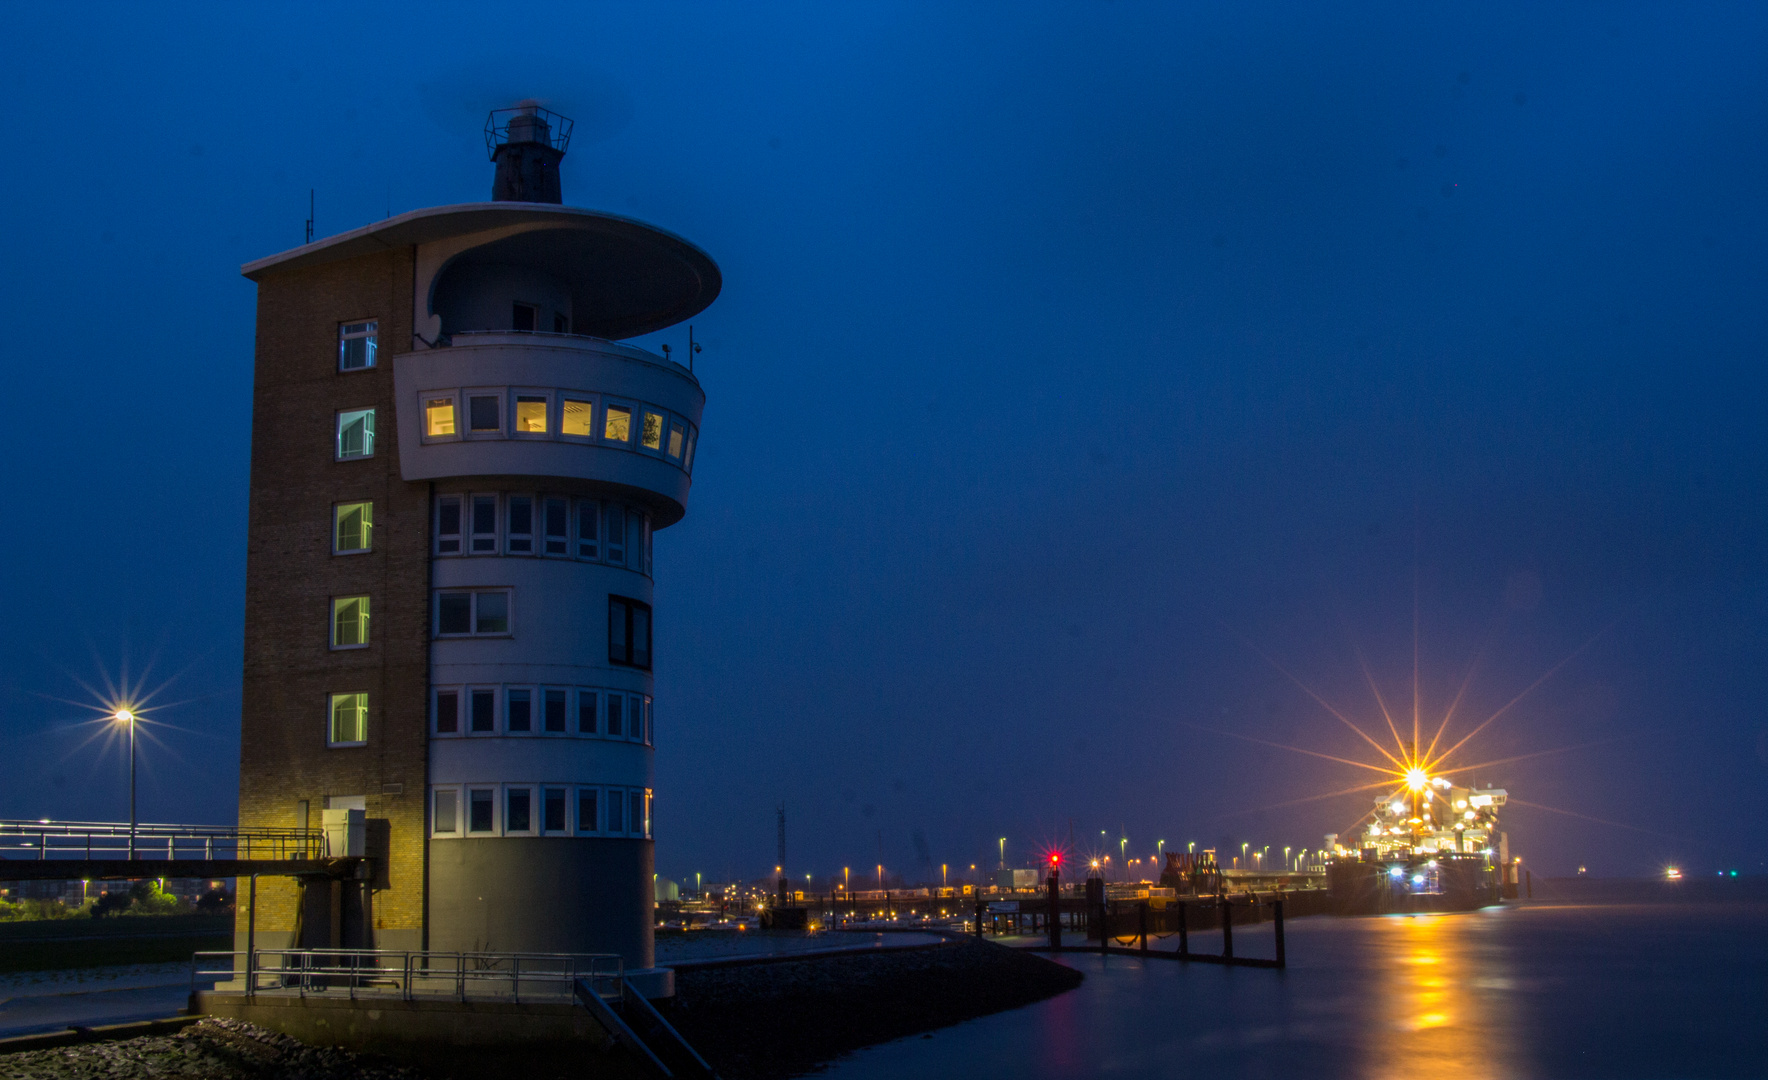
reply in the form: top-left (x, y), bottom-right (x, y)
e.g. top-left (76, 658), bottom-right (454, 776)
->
top-left (192, 949), bottom-right (624, 1005)
top-left (0, 820), bottom-right (327, 863)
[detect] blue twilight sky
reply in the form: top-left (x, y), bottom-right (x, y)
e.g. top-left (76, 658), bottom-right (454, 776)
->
top-left (0, 3), bottom-right (1764, 884)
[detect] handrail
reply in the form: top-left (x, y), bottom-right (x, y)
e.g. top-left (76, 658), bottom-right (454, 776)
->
top-left (575, 978), bottom-right (672, 1078)
top-left (193, 949), bottom-right (624, 1004)
top-left (0, 820), bottom-right (326, 863)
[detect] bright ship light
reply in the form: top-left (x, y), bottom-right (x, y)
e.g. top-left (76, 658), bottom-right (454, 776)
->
top-left (1405, 767), bottom-right (1429, 792)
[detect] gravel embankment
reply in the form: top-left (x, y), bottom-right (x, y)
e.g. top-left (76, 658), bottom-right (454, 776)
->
top-left (660, 938), bottom-right (1083, 1080)
top-left (0, 1018), bottom-right (420, 1080)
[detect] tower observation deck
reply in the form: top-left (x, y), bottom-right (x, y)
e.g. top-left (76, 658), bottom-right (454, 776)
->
top-left (234, 104), bottom-right (718, 979)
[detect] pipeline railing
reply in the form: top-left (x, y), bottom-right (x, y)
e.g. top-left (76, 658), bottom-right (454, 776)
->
top-left (192, 949), bottom-right (625, 1004)
top-left (0, 820), bottom-right (327, 862)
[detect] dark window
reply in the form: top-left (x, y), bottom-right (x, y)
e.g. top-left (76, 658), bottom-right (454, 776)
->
top-left (437, 496), bottom-right (462, 554)
top-left (544, 688), bottom-right (566, 733)
top-left (339, 321), bottom-right (378, 371)
top-left (470, 689), bottom-right (496, 733)
top-left (543, 787), bottom-right (566, 832)
top-left (606, 505), bottom-right (626, 565)
top-left (544, 498), bottom-right (568, 555)
top-left (506, 689), bottom-right (531, 732)
top-left (577, 500), bottom-right (598, 559)
top-left (435, 690), bottom-right (459, 734)
top-left (433, 789), bottom-right (457, 833)
top-left (577, 789), bottom-right (597, 832)
top-left (507, 496), bottom-right (533, 554)
top-left (512, 303), bottom-right (537, 332)
top-left (468, 395), bottom-right (501, 432)
top-left (606, 693), bottom-right (623, 737)
top-left (609, 596), bottom-right (653, 669)
top-left (469, 789), bottom-right (494, 833)
top-left (631, 792), bottom-right (644, 837)
top-left (578, 690), bottom-right (598, 734)
top-left (506, 788), bottom-right (531, 832)
top-left (438, 593), bottom-right (471, 635)
top-left (632, 607), bottom-right (651, 669)
top-left (437, 590), bottom-right (511, 637)
top-left (606, 789), bottom-right (624, 833)
top-left (471, 495), bottom-right (498, 552)
top-left (475, 592), bottom-right (509, 634)
top-left (553, 312), bottom-right (569, 334)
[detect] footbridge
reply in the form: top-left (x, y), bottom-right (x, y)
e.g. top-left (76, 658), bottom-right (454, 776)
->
top-left (0, 820), bottom-right (364, 882)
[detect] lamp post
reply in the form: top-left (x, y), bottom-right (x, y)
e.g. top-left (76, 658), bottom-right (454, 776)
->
top-left (114, 710), bottom-right (136, 859)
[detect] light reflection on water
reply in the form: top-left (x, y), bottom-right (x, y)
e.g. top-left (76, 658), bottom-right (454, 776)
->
top-left (1363, 913), bottom-right (1518, 1078)
top-left (819, 896), bottom-right (1768, 1080)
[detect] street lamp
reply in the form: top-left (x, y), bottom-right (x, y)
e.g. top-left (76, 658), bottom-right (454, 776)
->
top-left (113, 709), bottom-right (137, 859)
top-left (999, 837), bottom-right (1006, 869)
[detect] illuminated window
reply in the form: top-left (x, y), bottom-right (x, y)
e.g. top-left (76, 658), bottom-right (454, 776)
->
top-left (515, 395), bottom-right (548, 434)
top-left (506, 688), bottom-right (532, 733)
top-left (434, 689), bottom-right (460, 734)
top-left (433, 789), bottom-right (458, 835)
top-left (468, 788), bottom-right (495, 834)
top-left (338, 321), bottom-right (377, 371)
top-left (436, 496), bottom-right (462, 555)
top-left (641, 412), bottom-right (664, 451)
top-left (436, 589), bottom-right (511, 637)
top-left (544, 688), bottom-right (567, 733)
top-left (425, 397), bottom-right (457, 437)
top-left (336, 409), bottom-right (375, 459)
top-left (468, 395), bottom-right (501, 433)
top-left (562, 399), bottom-right (594, 436)
top-left (543, 498), bottom-right (568, 555)
top-left (471, 495), bottom-right (498, 553)
top-left (507, 496), bottom-right (533, 554)
top-left (331, 596), bottom-right (370, 649)
top-left (328, 692), bottom-right (367, 747)
top-left (577, 788), bottom-right (598, 832)
top-left (667, 421), bottom-right (685, 459)
top-left (603, 404), bottom-right (632, 443)
top-left (334, 502), bottom-right (372, 554)
top-left (577, 689), bottom-right (598, 734)
top-left (542, 787), bottom-right (567, 833)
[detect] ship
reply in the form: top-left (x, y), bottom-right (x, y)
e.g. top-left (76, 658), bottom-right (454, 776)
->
top-left (1325, 770), bottom-right (1510, 914)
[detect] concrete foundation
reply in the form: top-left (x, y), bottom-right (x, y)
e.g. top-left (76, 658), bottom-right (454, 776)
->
top-left (428, 837), bottom-right (654, 968)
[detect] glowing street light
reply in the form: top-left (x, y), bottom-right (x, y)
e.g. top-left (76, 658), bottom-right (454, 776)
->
top-left (113, 709), bottom-right (137, 860)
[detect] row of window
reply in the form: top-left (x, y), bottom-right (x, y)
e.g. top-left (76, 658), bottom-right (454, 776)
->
top-left (432, 784), bottom-right (652, 839)
top-left (326, 589), bottom-right (653, 669)
top-left (329, 686), bottom-right (654, 748)
top-left (328, 496), bottom-right (653, 576)
top-left (435, 494), bottom-right (653, 573)
top-left (434, 686), bottom-right (652, 743)
top-left (419, 388), bottom-right (696, 473)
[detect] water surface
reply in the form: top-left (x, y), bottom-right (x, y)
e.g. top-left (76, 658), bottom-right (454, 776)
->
top-left (824, 894), bottom-right (1767, 1079)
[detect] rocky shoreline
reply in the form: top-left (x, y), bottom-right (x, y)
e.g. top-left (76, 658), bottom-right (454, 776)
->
top-left (0, 940), bottom-right (1080, 1080)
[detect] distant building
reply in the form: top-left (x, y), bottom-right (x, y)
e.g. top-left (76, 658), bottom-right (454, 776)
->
top-left (234, 105), bottom-right (719, 977)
